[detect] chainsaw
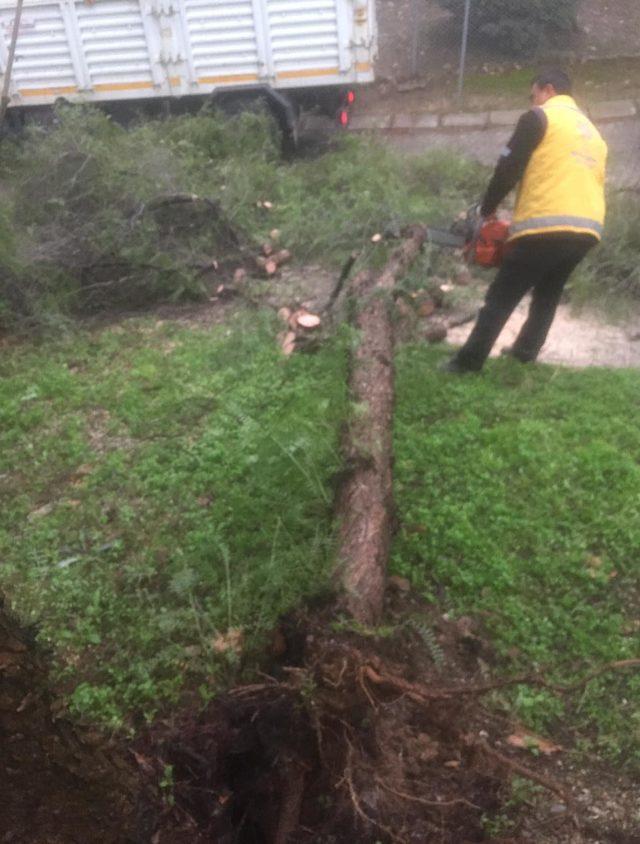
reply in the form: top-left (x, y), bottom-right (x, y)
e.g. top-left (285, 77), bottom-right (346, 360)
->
top-left (424, 205), bottom-right (510, 268)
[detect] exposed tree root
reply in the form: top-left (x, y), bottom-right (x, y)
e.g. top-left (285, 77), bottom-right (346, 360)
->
top-left (138, 608), bottom-right (612, 843)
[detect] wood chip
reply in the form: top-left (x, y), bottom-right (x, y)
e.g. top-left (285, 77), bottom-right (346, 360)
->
top-left (212, 627), bottom-right (245, 655)
top-left (233, 268), bottom-right (247, 285)
top-left (288, 309), bottom-right (303, 330)
top-left (277, 307), bottom-right (292, 323)
top-left (274, 248), bottom-right (292, 266)
top-left (387, 575), bottom-right (411, 593)
top-left (282, 331), bottom-right (297, 356)
top-left (296, 312), bottom-right (321, 329)
top-left (418, 299), bottom-right (436, 318)
top-left (507, 729), bottom-right (562, 756)
top-left (371, 233), bottom-right (383, 243)
top-left (29, 503), bottom-right (54, 520)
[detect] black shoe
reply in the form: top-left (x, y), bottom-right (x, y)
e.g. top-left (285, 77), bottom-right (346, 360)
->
top-left (438, 356), bottom-right (477, 374)
top-left (501, 346), bottom-right (535, 363)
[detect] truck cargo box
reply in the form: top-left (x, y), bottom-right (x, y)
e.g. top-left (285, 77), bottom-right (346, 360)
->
top-left (0, 0), bottom-right (376, 108)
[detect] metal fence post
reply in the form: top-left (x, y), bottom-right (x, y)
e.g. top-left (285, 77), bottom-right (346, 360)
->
top-left (457, 0), bottom-right (472, 99)
top-left (409, 0), bottom-right (421, 80)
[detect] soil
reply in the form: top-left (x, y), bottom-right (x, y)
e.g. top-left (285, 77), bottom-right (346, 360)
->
top-left (5, 580), bottom-right (639, 843)
top-left (579, 0), bottom-right (640, 60)
top-left (0, 599), bottom-right (138, 844)
top-left (136, 593), bottom-right (640, 843)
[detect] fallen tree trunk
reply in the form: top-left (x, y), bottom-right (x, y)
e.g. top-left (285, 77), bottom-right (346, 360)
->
top-left (336, 227), bottom-right (427, 624)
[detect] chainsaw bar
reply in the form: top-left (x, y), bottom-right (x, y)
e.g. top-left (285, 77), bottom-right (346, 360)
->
top-left (424, 227), bottom-right (467, 249)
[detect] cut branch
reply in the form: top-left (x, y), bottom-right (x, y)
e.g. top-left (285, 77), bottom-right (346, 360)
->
top-left (324, 250), bottom-right (360, 314)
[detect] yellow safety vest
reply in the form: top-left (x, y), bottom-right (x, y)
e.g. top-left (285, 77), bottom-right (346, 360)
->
top-left (510, 95), bottom-right (607, 242)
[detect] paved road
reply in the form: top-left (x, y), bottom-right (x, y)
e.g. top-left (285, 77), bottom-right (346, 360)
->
top-left (382, 119), bottom-right (640, 190)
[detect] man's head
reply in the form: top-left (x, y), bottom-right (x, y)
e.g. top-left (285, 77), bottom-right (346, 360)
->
top-left (530, 69), bottom-right (572, 106)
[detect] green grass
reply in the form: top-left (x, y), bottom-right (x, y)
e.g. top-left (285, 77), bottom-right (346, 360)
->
top-left (2, 309), bottom-right (640, 771)
top-left (0, 311), bottom-right (347, 725)
top-left (459, 57), bottom-right (640, 108)
top-left (392, 346), bottom-right (640, 769)
top-left (1, 114), bottom-right (639, 773)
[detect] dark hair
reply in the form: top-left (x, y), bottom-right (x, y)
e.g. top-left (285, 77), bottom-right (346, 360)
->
top-left (531, 69), bottom-right (572, 95)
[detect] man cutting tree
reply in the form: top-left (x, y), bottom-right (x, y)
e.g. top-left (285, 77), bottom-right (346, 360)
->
top-left (442, 69), bottom-right (608, 373)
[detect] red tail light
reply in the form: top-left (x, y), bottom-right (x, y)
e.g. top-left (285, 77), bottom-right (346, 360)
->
top-left (346, 90), bottom-right (355, 105)
top-left (339, 108), bottom-right (349, 127)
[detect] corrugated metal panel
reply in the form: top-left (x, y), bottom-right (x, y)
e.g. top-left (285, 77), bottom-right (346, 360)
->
top-left (74, 0), bottom-right (154, 87)
top-left (266, 0), bottom-right (340, 75)
top-left (182, 0), bottom-right (260, 80)
top-left (0, 0), bottom-right (376, 106)
top-left (0, 3), bottom-right (76, 90)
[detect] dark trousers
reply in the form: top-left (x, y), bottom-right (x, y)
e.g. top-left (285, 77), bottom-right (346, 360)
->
top-left (455, 234), bottom-right (595, 370)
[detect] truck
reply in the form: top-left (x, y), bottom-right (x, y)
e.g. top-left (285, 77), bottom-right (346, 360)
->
top-left (0, 0), bottom-right (377, 146)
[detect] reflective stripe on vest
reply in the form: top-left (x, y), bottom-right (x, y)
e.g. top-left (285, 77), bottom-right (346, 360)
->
top-left (510, 215), bottom-right (604, 237)
top-left (511, 95), bottom-right (607, 243)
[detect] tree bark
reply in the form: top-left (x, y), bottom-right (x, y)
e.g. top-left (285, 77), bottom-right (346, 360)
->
top-left (336, 227), bottom-right (427, 625)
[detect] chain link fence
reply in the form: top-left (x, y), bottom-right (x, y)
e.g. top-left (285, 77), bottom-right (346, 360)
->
top-left (378, 0), bottom-right (640, 92)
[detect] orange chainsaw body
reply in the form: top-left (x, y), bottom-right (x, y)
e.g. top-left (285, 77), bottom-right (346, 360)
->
top-left (465, 218), bottom-right (511, 268)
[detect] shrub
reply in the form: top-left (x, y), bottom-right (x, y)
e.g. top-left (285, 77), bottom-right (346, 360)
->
top-left (0, 105), bottom-right (278, 328)
top-left (569, 193), bottom-right (640, 313)
top-left (440, 0), bottom-right (580, 56)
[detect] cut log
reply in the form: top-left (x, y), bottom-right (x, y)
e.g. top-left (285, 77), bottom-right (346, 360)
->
top-left (336, 227), bottom-right (427, 624)
top-left (296, 312), bottom-right (321, 329)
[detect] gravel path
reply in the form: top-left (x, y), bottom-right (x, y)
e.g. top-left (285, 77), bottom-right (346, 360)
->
top-left (383, 119), bottom-right (640, 192)
top-left (448, 300), bottom-right (640, 369)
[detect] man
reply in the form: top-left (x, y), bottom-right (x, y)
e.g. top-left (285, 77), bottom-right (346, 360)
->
top-left (442, 69), bottom-right (607, 373)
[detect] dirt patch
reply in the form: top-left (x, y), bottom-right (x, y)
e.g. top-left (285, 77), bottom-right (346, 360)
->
top-left (87, 408), bottom-right (137, 455)
top-left (4, 584), bottom-right (639, 842)
top-left (132, 594), bottom-right (640, 844)
top-left (579, 0), bottom-right (640, 60)
top-left (136, 603), bottom-right (506, 843)
top-left (448, 300), bottom-right (640, 369)
top-left (1, 599), bottom-right (138, 844)
top-left (79, 263), bottom-right (340, 338)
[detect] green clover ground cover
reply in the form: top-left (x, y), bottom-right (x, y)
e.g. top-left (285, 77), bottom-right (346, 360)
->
top-left (393, 347), bottom-right (640, 768)
top-left (0, 312), bottom-right (346, 725)
top-left (2, 310), bottom-right (640, 771)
